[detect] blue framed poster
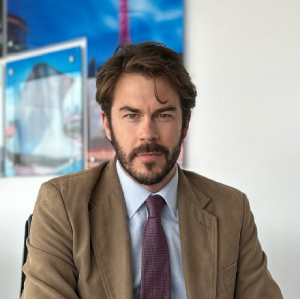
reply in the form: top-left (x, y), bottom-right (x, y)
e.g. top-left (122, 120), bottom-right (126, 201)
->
top-left (4, 41), bottom-right (86, 176)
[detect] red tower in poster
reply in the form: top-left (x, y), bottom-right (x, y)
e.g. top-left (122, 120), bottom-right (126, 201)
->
top-left (119, 0), bottom-right (130, 46)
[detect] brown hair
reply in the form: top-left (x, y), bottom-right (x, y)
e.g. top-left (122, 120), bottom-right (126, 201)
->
top-left (96, 42), bottom-right (197, 129)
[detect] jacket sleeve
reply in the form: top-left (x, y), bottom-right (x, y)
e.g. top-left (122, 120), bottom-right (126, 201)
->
top-left (21, 182), bottom-right (79, 299)
top-left (234, 194), bottom-right (283, 298)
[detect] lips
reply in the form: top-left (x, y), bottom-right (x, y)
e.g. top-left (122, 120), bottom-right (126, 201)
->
top-left (137, 152), bottom-right (163, 162)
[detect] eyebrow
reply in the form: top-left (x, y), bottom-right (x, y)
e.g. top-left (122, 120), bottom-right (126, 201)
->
top-left (119, 105), bottom-right (177, 114)
top-left (154, 106), bottom-right (177, 114)
top-left (119, 106), bottom-right (141, 113)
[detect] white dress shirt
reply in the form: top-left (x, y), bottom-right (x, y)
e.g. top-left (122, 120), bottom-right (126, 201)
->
top-left (116, 160), bottom-right (187, 299)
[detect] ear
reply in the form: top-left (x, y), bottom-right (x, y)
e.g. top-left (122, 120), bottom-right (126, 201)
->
top-left (182, 114), bottom-right (191, 139)
top-left (101, 111), bottom-right (112, 141)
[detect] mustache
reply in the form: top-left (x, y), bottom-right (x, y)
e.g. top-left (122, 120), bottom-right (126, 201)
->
top-left (129, 143), bottom-right (169, 162)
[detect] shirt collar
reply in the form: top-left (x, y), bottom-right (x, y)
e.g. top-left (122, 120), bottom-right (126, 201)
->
top-left (116, 160), bottom-right (179, 219)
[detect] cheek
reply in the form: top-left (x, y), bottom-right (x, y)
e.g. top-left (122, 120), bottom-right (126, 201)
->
top-left (112, 122), bottom-right (137, 150)
top-left (161, 123), bottom-right (182, 142)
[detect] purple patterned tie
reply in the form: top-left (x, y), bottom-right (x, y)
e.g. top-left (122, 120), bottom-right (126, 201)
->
top-left (139, 195), bottom-right (171, 299)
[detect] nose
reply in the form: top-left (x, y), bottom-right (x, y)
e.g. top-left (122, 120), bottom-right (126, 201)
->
top-left (139, 118), bottom-right (159, 143)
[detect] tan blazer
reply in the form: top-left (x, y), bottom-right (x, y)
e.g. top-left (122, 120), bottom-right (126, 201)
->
top-left (22, 157), bottom-right (283, 299)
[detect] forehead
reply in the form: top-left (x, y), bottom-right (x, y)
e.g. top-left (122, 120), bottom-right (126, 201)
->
top-left (112, 73), bottom-right (180, 108)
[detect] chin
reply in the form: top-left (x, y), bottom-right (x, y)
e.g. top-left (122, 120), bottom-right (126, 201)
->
top-left (140, 161), bottom-right (164, 172)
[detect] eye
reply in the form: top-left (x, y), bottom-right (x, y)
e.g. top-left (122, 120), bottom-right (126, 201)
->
top-left (124, 114), bottom-right (139, 119)
top-left (157, 114), bottom-right (171, 119)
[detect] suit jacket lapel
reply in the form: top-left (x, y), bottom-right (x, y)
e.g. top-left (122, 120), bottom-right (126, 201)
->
top-left (178, 168), bottom-right (218, 299)
top-left (89, 157), bottom-right (133, 299)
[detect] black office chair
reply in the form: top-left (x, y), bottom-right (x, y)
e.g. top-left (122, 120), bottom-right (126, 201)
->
top-left (20, 214), bottom-right (33, 297)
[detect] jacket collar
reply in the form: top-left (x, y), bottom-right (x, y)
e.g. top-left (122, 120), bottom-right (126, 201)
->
top-left (177, 167), bottom-right (211, 209)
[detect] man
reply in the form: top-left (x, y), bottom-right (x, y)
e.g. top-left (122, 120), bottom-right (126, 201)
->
top-left (22, 42), bottom-right (283, 298)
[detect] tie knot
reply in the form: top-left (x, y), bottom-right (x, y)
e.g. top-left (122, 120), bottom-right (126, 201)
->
top-left (146, 195), bottom-right (165, 218)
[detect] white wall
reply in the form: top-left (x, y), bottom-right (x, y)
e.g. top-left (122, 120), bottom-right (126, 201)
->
top-left (0, 176), bottom-right (54, 298)
top-left (1, 1), bottom-right (299, 298)
top-left (185, 1), bottom-right (300, 298)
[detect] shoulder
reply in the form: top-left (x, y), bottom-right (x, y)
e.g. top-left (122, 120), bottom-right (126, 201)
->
top-left (38, 161), bottom-right (112, 209)
top-left (181, 169), bottom-right (246, 216)
top-left (47, 161), bottom-right (110, 190)
top-left (182, 169), bottom-right (244, 199)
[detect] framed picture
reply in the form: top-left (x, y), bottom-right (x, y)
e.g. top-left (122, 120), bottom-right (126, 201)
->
top-left (4, 38), bottom-right (87, 176)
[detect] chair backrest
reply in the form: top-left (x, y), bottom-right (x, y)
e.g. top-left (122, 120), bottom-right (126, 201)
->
top-left (20, 214), bottom-right (33, 297)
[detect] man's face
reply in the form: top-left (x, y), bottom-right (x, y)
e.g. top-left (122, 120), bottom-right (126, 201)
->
top-left (102, 73), bottom-right (189, 186)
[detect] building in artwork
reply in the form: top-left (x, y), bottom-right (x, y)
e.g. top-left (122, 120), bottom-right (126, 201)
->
top-left (119, 0), bottom-right (130, 47)
top-left (7, 13), bottom-right (28, 53)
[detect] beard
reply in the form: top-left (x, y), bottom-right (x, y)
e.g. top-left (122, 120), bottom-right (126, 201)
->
top-left (109, 123), bottom-right (183, 185)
